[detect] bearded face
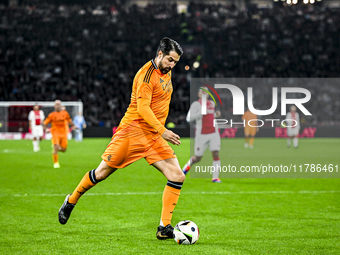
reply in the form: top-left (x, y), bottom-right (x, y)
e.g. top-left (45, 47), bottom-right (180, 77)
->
top-left (156, 51), bottom-right (180, 74)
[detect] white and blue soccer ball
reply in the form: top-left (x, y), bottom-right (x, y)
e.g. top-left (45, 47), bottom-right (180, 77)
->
top-left (173, 220), bottom-right (199, 245)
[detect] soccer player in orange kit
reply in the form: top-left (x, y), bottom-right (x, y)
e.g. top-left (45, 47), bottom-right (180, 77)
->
top-left (58, 38), bottom-right (184, 240)
top-left (242, 109), bottom-right (258, 149)
top-left (44, 100), bottom-right (77, 168)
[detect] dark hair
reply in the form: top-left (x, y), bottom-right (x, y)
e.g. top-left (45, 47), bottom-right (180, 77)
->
top-left (156, 37), bottom-right (183, 57)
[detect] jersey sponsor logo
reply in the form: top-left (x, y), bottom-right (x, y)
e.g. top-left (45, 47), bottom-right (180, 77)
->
top-left (34, 111), bottom-right (41, 125)
top-left (107, 155), bottom-right (112, 161)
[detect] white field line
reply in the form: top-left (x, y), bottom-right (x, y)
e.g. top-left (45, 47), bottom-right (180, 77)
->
top-left (0, 190), bottom-right (339, 198)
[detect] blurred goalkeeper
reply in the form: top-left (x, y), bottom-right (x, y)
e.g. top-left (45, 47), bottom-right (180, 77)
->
top-left (58, 37), bottom-right (184, 240)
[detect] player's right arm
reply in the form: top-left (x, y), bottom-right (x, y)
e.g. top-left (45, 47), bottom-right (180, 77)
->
top-left (136, 72), bottom-right (180, 145)
top-left (137, 97), bottom-right (181, 145)
top-left (82, 117), bottom-right (87, 129)
top-left (286, 112), bottom-right (292, 127)
top-left (43, 114), bottom-right (51, 132)
top-left (186, 101), bottom-right (202, 122)
top-left (28, 111), bottom-right (33, 131)
top-left (242, 111), bottom-right (247, 121)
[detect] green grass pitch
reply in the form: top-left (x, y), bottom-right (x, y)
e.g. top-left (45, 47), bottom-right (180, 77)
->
top-left (0, 138), bottom-right (339, 254)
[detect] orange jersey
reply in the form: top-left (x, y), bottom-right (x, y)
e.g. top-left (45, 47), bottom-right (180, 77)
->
top-left (44, 110), bottom-right (71, 135)
top-left (119, 59), bottom-right (173, 134)
top-left (242, 110), bottom-right (257, 127)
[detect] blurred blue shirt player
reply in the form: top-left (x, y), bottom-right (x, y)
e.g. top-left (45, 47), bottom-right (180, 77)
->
top-left (73, 112), bottom-right (86, 142)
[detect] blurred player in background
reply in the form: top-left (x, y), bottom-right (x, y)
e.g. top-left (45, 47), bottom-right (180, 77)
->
top-left (73, 112), bottom-right (86, 142)
top-left (28, 104), bottom-right (45, 152)
top-left (286, 105), bottom-right (300, 148)
top-left (58, 38), bottom-right (184, 240)
top-left (182, 87), bottom-right (222, 183)
top-left (43, 100), bottom-right (77, 168)
top-left (242, 109), bottom-right (258, 149)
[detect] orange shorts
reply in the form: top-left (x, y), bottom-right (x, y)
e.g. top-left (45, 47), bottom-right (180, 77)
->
top-left (101, 125), bottom-right (176, 169)
top-left (52, 133), bottom-right (68, 149)
top-left (244, 126), bottom-right (257, 137)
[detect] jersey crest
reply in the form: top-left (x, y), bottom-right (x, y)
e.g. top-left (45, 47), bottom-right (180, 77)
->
top-left (162, 80), bottom-right (173, 93)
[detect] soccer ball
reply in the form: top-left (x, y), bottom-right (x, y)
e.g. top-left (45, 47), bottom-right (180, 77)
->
top-left (173, 220), bottom-right (199, 245)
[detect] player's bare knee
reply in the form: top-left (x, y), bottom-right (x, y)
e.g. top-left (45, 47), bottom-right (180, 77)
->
top-left (95, 172), bottom-right (108, 181)
top-left (171, 169), bottom-right (185, 182)
top-left (95, 165), bottom-right (116, 181)
top-left (95, 168), bottom-right (109, 181)
top-left (178, 172), bottom-right (185, 182)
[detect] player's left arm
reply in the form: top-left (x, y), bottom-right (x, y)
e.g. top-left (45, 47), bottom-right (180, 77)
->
top-left (68, 119), bottom-right (77, 130)
top-left (214, 101), bottom-right (221, 118)
top-left (82, 117), bottom-right (87, 129)
top-left (41, 110), bottom-right (45, 122)
top-left (66, 112), bottom-right (77, 130)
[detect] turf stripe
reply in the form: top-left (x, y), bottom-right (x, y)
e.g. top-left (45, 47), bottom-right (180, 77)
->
top-left (1, 190), bottom-right (339, 197)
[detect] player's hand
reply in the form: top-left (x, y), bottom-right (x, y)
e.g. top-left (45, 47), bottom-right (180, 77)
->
top-left (162, 129), bottom-right (181, 145)
top-left (215, 111), bottom-right (221, 117)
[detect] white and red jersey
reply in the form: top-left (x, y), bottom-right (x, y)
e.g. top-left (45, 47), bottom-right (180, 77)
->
top-left (186, 99), bottom-right (218, 135)
top-left (286, 111), bottom-right (300, 129)
top-left (28, 110), bottom-right (45, 128)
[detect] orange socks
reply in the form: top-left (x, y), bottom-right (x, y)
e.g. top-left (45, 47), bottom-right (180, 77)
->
top-left (68, 169), bottom-right (99, 204)
top-left (53, 154), bottom-right (59, 163)
top-left (161, 181), bottom-right (183, 227)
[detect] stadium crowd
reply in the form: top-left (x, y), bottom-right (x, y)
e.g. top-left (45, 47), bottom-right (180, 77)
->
top-left (0, 1), bottom-right (339, 127)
